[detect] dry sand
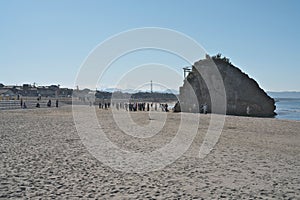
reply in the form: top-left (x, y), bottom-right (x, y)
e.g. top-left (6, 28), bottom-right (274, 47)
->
top-left (0, 106), bottom-right (300, 199)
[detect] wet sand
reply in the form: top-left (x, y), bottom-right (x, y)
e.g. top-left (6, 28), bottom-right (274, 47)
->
top-left (0, 106), bottom-right (300, 199)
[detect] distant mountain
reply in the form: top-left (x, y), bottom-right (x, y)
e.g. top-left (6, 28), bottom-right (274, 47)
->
top-left (267, 91), bottom-right (300, 99)
top-left (102, 88), bottom-right (138, 93)
top-left (162, 89), bottom-right (179, 94)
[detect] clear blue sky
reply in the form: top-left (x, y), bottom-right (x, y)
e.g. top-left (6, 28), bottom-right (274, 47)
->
top-left (1, 0), bottom-right (299, 91)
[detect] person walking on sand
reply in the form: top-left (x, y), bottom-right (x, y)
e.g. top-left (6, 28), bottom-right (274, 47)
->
top-left (36, 98), bottom-right (40, 108)
top-left (56, 99), bottom-right (59, 108)
top-left (165, 103), bottom-right (169, 112)
top-left (47, 99), bottom-right (51, 107)
top-left (246, 106), bottom-right (250, 115)
top-left (203, 103), bottom-right (208, 114)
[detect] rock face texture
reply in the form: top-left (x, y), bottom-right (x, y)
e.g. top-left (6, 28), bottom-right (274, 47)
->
top-left (176, 56), bottom-right (276, 117)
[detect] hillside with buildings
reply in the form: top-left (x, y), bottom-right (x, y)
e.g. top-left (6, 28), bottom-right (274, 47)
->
top-left (0, 84), bottom-right (72, 100)
top-left (0, 83), bottom-right (177, 103)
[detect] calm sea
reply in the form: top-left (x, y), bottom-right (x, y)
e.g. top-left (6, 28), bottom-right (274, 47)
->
top-left (275, 98), bottom-right (300, 121)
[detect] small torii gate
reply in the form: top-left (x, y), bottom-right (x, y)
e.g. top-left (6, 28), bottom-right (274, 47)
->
top-left (183, 67), bottom-right (192, 79)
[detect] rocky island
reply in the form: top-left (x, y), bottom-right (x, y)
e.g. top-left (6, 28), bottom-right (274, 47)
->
top-left (175, 54), bottom-right (276, 117)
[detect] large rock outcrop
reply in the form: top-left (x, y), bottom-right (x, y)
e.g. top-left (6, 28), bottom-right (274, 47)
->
top-left (176, 55), bottom-right (276, 117)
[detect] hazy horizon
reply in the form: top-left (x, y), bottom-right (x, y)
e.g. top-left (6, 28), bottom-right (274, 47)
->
top-left (2, 82), bottom-right (300, 94)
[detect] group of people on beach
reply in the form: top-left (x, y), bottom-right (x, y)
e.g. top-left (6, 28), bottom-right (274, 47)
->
top-left (45, 99), bottom-right (59, 108)
top-left (19, 98), bottom-right (59, 109)
top-left (98, 102), bottom-right (111, 109)
top-left (97, 102), bottom-right (170, 112)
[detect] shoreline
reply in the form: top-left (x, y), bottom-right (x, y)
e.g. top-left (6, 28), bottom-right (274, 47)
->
top-left (2, 104), bottom-right (300, 122)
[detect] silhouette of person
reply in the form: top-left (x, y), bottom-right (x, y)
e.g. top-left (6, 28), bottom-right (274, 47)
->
top-left (203, 103), bottom-right (208, 114)
top-left (165, 103), bottom-right (169, 112)
top-left (47, 100), bottom-right (51, 107)
top-left (246, 106), bottom-right (250, 115)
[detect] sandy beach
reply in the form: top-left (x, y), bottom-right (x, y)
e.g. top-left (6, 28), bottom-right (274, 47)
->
top-left (1, 106), bottom-right (300, 199)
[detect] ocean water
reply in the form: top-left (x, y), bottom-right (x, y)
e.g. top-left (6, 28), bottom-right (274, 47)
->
top-left (275, 98), bottom-right (300, 121)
